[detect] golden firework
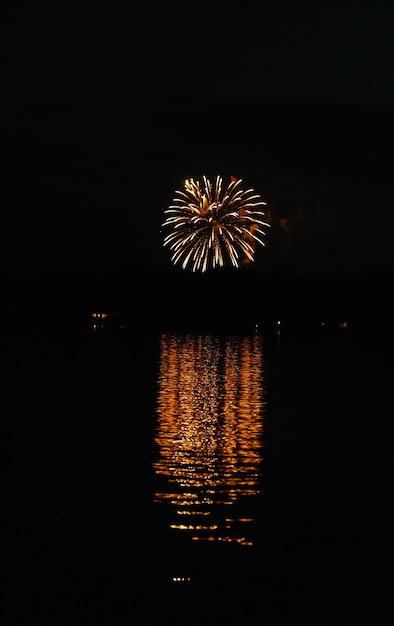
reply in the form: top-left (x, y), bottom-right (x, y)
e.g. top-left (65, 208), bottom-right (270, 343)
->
top-left (163, 176), bottom-right (269, 272)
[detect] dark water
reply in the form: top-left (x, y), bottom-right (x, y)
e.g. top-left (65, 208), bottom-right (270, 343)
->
top-left (1, 320), bottom-right (392, 624)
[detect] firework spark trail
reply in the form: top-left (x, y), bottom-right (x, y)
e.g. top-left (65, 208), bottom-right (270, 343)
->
top-left (163, 176), bottom-right (270, 272)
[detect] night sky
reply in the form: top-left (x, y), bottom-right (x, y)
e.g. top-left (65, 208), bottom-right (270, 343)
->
top-left (1, 1), bottom-right (393, 316)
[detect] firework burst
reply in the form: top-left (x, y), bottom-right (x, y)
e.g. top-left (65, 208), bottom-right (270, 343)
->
top-left (163, 176), bottom-right (269, 272)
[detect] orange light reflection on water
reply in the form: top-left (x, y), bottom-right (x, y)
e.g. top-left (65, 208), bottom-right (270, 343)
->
top-left (154, 334), bottom-right (265, 546)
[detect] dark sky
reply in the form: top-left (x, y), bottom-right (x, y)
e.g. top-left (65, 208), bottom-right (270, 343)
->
top-left (2, 0), bottom-right (394, 282)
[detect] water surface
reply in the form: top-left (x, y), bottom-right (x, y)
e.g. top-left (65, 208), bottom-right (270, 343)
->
top-left (1, 321), bottom-right (390, 623)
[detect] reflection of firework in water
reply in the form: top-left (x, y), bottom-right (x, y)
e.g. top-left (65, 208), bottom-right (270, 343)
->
top-left (154, 334), bottom-right (265, 546)
top-left (162, 176), bottom-right (269, 272)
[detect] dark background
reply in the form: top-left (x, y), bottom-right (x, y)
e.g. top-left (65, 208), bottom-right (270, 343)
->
top-left (1, 0), bottom-right (394, 327)
top-left (1, 3), bottom-right (394, 624)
